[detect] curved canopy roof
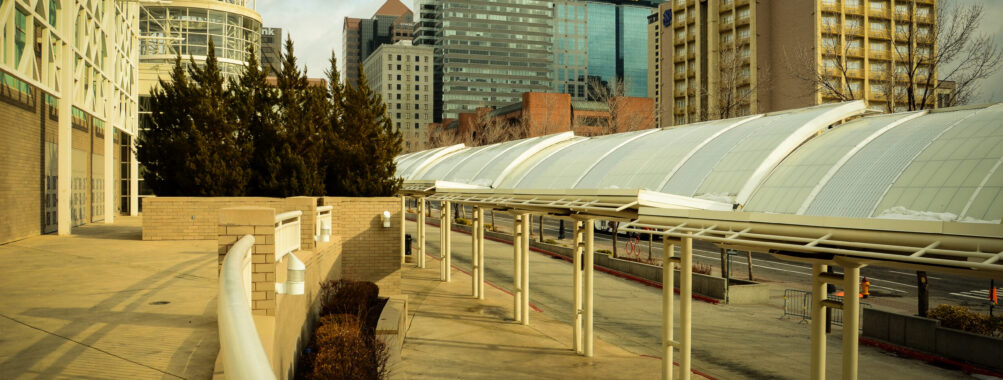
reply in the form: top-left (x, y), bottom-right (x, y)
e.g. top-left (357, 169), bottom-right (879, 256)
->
top-left (398, 101), bottom-right (1003, 223)
top-left (745, 103), bottom-right (1003, 223)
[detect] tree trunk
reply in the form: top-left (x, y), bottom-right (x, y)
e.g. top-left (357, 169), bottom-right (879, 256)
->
top-left (917, 271), bottom-right (929, 317)
top-left (490, 210), bottom-right (495, 231)
top-left (720, 249), bottom-right (728, 279)
top-left (559, 220), bottom-right (565, 239)
top-left (746, 251), bottom-right (754, 281)
top-left (539, 216), bottom-right (544, 243)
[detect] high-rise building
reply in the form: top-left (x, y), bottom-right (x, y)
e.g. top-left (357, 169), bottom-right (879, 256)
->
top-left (655, 0), bottom-right (940, 127)
top-left (342, 0), bottom-right (414, 87)
top-left (552, 0), bottom-right (662, 101)
top-left (261, 27), bottom-right (283, 75)
top-left (415, 0), bottom-right (554, 121)
top-left (0, 0), bottom-right (141, 242)
top-left (363, 41), bottom-right (435, 153)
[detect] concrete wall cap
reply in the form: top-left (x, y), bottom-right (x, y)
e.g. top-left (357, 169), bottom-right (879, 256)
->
top-left (219, 207), bottom-right (276, 225)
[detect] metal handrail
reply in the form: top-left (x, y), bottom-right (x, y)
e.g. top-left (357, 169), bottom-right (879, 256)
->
top-left (218, 234), bottom-right (276, 380)
top-left (275, 210), bottom-right (302, 260)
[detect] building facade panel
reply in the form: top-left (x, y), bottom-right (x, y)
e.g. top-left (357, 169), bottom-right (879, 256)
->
top-left (363, 41), bottom-right (434, 153)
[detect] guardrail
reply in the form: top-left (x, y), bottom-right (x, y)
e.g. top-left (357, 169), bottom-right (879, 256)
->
top-left (782, 289), bottom-right (870, 328)
top-left (275, 210), bottom-right (302, 260)
top-left (218, 234), bottom-right (276, 380)
top-left (316, 206), bottom-right (333, 242)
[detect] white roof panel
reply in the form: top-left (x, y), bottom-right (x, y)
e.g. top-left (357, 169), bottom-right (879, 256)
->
top-left (509, 130), bottom-right (657, 190)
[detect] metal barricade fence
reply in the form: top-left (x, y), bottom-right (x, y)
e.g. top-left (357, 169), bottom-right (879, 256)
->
top-left (782, 289), bottom-right (870, 328)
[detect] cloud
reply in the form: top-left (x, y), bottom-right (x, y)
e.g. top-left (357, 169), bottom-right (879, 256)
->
top-left (255, 0), bottom-right (394, 77)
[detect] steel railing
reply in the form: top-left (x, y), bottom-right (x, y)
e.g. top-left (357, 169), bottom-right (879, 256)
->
top-left (782, 289), bottom-right (870, 328)
top-left (218, 234), bottom-right (276, 380)
top-left (275, 210), bottom-right (302, 260)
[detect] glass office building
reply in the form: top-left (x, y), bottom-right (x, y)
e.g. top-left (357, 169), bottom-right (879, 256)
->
top-left (417, 0), bottom-right (554, 121)
top-left (553, 0), bottom-right (661, 100)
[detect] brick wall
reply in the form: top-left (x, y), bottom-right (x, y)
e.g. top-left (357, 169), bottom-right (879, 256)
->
top-left (0, 85), bottom-right (44, 244)
top-left (323, 197), bottom-right (403, 296)
top-left (142, 197), bottom-right (319, 241)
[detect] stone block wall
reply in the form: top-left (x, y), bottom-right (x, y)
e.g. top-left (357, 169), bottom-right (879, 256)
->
top-left (323, 197), bottom-right (403, 296)
top-left (143, 197), bottom-right (313, 241)
top-left (0, 86), bottom-right (44, 244)
top-left (217, 207), bottom-right (278, 316)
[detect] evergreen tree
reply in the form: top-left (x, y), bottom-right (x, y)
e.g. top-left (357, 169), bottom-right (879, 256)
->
top-left (139, 40), bottom-right (249, 196)
top-left (327, 64), bottom-right (403, 196)
top-left (229, 46), bottom-right (281, 196)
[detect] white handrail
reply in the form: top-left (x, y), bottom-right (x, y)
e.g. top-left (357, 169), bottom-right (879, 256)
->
top-left (218, 234), bottom-right (276, 380)
top-left (275, 211), bottom-right (302, 261)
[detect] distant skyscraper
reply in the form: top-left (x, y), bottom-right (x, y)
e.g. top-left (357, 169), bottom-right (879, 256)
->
top-left (552, 0), bottom-right (662, 100)
top-left (415, 0), bottom-right (554, 121)
top-left (363, 41), bottom-right (434, 153)
top-left (342, 0), bottom-right (414, 87)
top-left (261, 27), bottom-right (282, 75)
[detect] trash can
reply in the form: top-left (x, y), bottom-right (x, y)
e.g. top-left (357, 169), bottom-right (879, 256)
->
top-left (405, 233), bottom-right (413, 256)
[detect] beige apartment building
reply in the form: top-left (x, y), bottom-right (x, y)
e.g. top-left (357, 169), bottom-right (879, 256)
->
top-left (363, 41), bottom-right (434, 153)
top-left (654, 0), bottom-right (940, 127)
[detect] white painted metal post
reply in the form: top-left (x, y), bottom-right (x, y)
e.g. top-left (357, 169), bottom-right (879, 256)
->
top-left (663, 237), bottom-right (675, 380)
top-left (477, 207), bottom-right (485, 300)
top-left (129, 139), bottom-right (139, 216)
top-left (842, 264), bottom-right (861, 380)
top-left (444, 201), bottom-right (452, 282)
top-left (418, 198), bottom-right (426, 269)
top-left (573, 220), bottom-right (583, 354)
top-left (680, 234), bottom-right (693, 380)
top-left (584, 219), bottom-right (595, 357)
top-left (103, 97), bottom-right (115, 224)
top-left (471, 206), bottom-right (479, 298)
top-left (440, 202), bottom-right (447, 281)
top-left (521, 213), bottom-right (530, 326)
top-left (811, 264), bottom-right (828, 380)
top-left (513, 214), bottom-right (523, 323)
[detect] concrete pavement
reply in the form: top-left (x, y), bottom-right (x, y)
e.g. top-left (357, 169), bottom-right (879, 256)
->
top-left (407, 220), bottom-right (976, 379)
top-left (0, 217), bottom-right (219, 379)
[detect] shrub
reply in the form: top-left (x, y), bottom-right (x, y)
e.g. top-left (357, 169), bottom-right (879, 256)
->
top-left (454, 217), bottom-right (471, 226)
top-left (320, 280), bottom-right (380, 319)
top-left (928, 304), bottom-right (1002, 337)
top-left (544, 239), bottom-right (557, 244)
top-left (595, 249), bottom-right (612, 255)
top-left (693, 263), bottom-right (712, 275)
top-left (307, 314), bottom-right (389, 380)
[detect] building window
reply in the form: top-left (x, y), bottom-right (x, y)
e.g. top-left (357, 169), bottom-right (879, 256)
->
top-left (396, 55), bottom-right (401, 61)
top-left (397, 74), bottom-right (402, 80)
top-left (14, 8), bottom-right (27, 65)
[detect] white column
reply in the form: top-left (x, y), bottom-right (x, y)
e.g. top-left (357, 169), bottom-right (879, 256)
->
top-left (103, 101), bottom-right (115, 224)
top-left (680, 234), bottom-right (693, 380)
top-left (842, 264), bottom-right (861, 380)
top-left (811, 264), bottom-right (828, 380)
top-left (584, 219), bottom-right (595, 357)
top-left (471, 205), bottom-right (479, 298)
top-left (57, 0), bottom-right (75, 235)
top-left (513, 214), bottom-right (522, 323)
top-left (129, 137), bottom-right (138, 216)
top-left (521, 213), bottom-right (530, 326)
top-left (444, 201), bottom-right (452, 282)
top-left (478, 207), bottom-right (485, 300)
top-left (573, 220), bottom-right (583, 354)
top-left (663, 237), bottom-right (675, 380)
top-left (418, 198), bottom-right (426, 269)
top-left (400, 196), bottom-right (406, 264)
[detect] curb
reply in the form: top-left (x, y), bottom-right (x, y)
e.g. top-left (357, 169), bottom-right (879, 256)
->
top-left (858, 337), bottom-right (1003, 378)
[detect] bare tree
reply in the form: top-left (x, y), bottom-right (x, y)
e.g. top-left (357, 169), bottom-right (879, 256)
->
top-left (786, 19), bottom-right (866, 103)
top-left (427, 123), bottom-right (469, 148)
top-left (583, 77), bottom-right (654, 136)
top-left (473, 110), bottom-right (528, 146)
top-left (714, 42), bottom-right (770, 119)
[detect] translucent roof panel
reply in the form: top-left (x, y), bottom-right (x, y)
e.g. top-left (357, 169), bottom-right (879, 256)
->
top-left (495, 137), bottom-right (589, 188)
top-left (506, 130), bottom-right (657, 190)
top-left (414, 145), bottom-right (489, 181)
top-left (744, 112), bottom-right (919, 214)
top-left (804, 106), bottom-right (991, 218)
top-left (872, 104), bottom-right (1003, 221)
top-left (575, 116), bottom-right (757, 190)
top-left (661, 102), bottom-right (865, 200)
top-left (397, 144), bottom-right (464, 180)
top-left (437, 139), bottom-right (536, 186)
top-left (471, 133), bottom-right (576, 188)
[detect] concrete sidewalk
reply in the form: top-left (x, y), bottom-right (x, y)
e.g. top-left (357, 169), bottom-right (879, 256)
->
top-left (407, 220), bottom-right (976, 379)
top-left (0, 217), bottom-right (219, 379)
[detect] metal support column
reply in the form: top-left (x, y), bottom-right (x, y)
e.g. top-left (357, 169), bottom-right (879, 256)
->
top-left (442, 201), bottom-right (452, 282)
top-left (400, 196), bottom-right (406, 264)
top-left (477, 207), bottom-right (485, 300)
top-left (471, 206), bottom-right (480, 298)
top-left (573, 220), bottom-right (584, 354)
top-left (662, 236), bottom-right (676, 380)
top-left (418, 198), bottom-right (426, 269)
top-left (842, 263), bottom-right (861, 380)
top-left (810, 264), bottom-right (828, 380)
top-left (680, 234), bottom-right (693, 380)
top-left (57, 0), bottom-right (74, 235)
top-left (521, 213), bottom-right (530, 326)
top-left (513, 214), bottom-right (523, 323)
top-left (584, 219), bottom-right (595, 357)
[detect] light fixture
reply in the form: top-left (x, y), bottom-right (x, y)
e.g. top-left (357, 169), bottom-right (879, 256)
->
top-left (382, 211), bottom-right (392, 228)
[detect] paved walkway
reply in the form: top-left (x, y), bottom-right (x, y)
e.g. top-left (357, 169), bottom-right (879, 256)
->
top-left (406, 221), bottom-right (975, 379)
top-left (0, 217), bottom-right (219, 379)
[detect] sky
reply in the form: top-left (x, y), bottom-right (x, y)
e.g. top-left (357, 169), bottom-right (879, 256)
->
top-left (255, 0), bottom-right (1003, 104)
